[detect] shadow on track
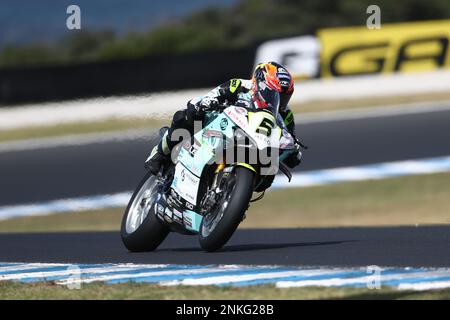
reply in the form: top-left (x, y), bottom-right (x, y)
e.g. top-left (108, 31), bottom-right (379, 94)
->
top-left (158, 240), bottom-right (355, 253)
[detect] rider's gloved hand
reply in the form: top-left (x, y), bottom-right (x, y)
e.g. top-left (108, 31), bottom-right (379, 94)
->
top-left (197, 97), bottom-right (219, 111)
top-left (284, 147), bottom-right (302, 168)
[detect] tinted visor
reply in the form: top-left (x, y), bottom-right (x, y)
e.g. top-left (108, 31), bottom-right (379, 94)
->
top-left (257, 86), bottom-right (280, 116)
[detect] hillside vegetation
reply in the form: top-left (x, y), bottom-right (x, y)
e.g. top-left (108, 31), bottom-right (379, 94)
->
top-left (1, 0), bottom-right (450, 67)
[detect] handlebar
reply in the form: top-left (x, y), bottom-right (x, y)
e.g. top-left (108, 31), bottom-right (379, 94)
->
top-left (293, 136), bottom-right (308, 150)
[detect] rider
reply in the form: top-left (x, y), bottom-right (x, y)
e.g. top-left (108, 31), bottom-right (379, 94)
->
top-left (145, 61), bottom-right (302, 175)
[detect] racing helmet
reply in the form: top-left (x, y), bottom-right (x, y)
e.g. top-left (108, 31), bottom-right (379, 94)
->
top-left (252, 61), bottom-right (294, 110)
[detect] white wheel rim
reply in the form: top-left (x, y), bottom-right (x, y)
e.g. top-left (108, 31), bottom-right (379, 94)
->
top-left (125, 176), bottom-right (158, 234)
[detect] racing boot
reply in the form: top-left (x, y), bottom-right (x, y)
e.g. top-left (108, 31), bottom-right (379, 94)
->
top-left (145, 130), bottom-right (171, 175)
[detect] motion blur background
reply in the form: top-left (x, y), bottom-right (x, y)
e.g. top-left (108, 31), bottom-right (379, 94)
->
top-left (0, 0), bottom-right (450, 232)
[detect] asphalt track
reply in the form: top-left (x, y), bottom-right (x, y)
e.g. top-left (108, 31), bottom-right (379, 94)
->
top-left (1, 226), bottom-right (449, 267)
top-left (1, 108), bottom-right (450, 206)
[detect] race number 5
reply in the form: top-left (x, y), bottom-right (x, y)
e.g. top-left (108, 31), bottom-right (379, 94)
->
top-left (256, 117), bottom-right (274, 137)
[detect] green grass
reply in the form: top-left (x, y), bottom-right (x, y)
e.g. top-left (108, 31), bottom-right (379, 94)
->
top-left (0, 209), bottom-right (123, 233)
top-left (0, 281), bottom-right (449, 300)
top-left (0, 117), bottom-right (166, 143)
top-left (1, 172), bottom-right (449, 233)
top-left (243, 171), bottom-right (450, 228)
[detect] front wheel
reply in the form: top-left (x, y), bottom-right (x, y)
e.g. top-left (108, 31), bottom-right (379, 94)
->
top-left (199, 167), bottom-right (254, 251)
top-left (121, 172), bottom-right (169, 252)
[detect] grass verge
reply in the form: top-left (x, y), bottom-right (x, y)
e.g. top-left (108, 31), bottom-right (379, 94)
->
top-left (0, 281), bottom-right (449, 299)
top-left (243, 171), bottom-right (450, 228)
top-left (0, 117), bottom-right (167, 143)
top-left (1, 172), bottom-right (449, 233)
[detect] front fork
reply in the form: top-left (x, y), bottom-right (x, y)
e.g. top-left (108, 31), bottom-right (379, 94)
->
top-left (200, 163), bottom-right (241, 216)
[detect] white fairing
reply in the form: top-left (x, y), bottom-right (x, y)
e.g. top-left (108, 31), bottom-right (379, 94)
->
top-left (172, 164), bottom-right (201, 204)
top-left (224, 106), bottom-right (281, 150)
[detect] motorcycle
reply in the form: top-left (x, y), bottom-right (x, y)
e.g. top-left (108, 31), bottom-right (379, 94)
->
top-left (120, 90), bottom-right (301, 252)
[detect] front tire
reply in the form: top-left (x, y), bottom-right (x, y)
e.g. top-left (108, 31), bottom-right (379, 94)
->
top-left (121, 172), bottom-right (169, 252)
top-left (199, 167), bottom-right (254, 251)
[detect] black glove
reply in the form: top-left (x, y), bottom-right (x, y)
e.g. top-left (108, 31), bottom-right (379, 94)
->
top-left (283, 149), bottom-right (302, 168)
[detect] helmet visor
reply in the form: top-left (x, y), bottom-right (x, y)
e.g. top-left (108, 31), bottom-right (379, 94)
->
top-left (256, 84), bottom-right (280, 116)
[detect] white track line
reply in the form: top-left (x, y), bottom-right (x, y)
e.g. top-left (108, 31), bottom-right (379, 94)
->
top-left (272, 155), bottom-right (450, 188)
top-left (0, 263), bottom-right (67, 273)
top-left (0, 264), bottom-right (167, 281)
top-left (398, 280), bottom-right (450, 291)
top-left (0, 90), bottom-right (202, 130)
top-left (57, 266), bottom-right (243, 286)
top-left (0, 192), bottom-right (132, 220)
top-left (276, 271), bottom-right (450, 288)
top-left (161, 269), bottom-right (344, 286)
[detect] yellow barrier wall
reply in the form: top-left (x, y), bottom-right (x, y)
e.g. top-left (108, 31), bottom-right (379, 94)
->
top-left (318, 20), bottom-right (450, 77)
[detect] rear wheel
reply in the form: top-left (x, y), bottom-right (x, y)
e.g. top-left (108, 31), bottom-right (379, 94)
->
top-left (121, 172), bottom-right (169, 252)
top-left (199, 167), bottom-right (254, 251)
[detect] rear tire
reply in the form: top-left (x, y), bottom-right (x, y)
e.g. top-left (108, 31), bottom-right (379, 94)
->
top-left (121, 172), bottom-right (170, 252)
top-left (199, 167), bottom-right (254, 252)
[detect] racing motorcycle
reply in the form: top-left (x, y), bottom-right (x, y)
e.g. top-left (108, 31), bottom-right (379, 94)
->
top-left (120, 89), bottom-right (302, 252)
